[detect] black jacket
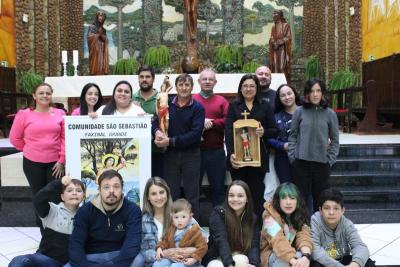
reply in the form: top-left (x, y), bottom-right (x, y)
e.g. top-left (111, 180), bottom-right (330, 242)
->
top-left (225, 99), bottom-right (277, 173)
top-left (202, 206), bottom-right (260, 267)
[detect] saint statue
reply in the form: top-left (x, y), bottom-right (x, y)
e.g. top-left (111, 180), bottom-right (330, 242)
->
top-left (269, 10), bottom-right (291, 81)
top-left (87, 11), bottom-right (109, 75)
top-left (240, 128), bottom-right (252, 162)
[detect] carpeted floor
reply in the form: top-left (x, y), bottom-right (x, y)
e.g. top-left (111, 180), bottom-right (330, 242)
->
top-left (0, 201), bottom-right (36, 227)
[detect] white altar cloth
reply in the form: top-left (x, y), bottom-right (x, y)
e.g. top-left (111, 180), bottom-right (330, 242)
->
top-left (45, 73), bottom-right (286, 98)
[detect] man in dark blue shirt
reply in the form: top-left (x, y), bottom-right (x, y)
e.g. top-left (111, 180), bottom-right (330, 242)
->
top-left (66, 170), bottom-right (142, 267)
top-left (153, 74), bottom-right (205, 219)
top-left (256, 65), bottom-right (276, 109)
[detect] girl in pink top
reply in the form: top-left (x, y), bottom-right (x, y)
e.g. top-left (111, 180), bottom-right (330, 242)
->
top-left (71, 83), bottom-right (103, 116)
top-left (10, 83), bottom-right (66, 228)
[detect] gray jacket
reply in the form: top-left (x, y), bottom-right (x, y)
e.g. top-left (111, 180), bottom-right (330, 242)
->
top-left (311, 212), bottom-right (370, 267)
top-left (288, 106), bottom-right (339, 166)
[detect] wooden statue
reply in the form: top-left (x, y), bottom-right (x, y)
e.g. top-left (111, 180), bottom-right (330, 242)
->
top-left (157, 76), bottom-right (173, 136)
top-left (87, 11), bottom-right (109, 75)
top-left (269, 10), bottom-right (291, 81)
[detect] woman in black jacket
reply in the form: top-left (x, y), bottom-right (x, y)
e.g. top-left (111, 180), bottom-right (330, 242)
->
top-left (203, 180), bottom-right (260, 267)
top-left (225, 74), bottom-right (277, 223)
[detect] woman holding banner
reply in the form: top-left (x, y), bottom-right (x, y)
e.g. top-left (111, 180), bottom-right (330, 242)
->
top-left (96, 80), bottom-right (145, 116)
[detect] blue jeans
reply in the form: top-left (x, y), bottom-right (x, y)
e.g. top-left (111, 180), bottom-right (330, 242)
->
top-left (200, 148), bottom-right (226, 206)
top-left (274, 151), bottom-right (293, 184)
top-left (9, 253), bottom-right (63, 267)
top-left (153, 258), bottom-right (203, 267)
top-left (64, 251), bottom-right (143, 267)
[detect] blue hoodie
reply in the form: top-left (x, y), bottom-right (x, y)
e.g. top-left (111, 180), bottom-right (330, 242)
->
top-left (68, 194), bottom-right (142, 267)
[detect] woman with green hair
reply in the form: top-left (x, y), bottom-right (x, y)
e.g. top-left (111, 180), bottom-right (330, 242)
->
top-left (260, 183), bottom-right (313, 267)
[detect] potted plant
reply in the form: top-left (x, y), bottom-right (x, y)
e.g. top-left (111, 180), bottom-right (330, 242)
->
top-left (143, 45), bottom-right (171, 72)
top-left (19, 71), bottom-right (43, 94)
top-left (214, 44), bottom-right (243, 73)
top-left (304, 55), bottom-right (322, 80)
top-left (113, 58), bottom-right (139, 75)
top-left (242, 60), bottom-right (261, 73)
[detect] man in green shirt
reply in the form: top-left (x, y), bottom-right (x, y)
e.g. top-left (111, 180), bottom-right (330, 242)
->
top-left (132, 65), bottom-right (164, 177)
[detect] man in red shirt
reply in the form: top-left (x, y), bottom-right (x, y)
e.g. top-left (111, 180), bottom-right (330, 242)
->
top-left (193, 69), bottom-right (229, 206)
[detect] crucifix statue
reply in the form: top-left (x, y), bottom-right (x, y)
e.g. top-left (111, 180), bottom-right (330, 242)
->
top-left (181, 0), bottom-right (199, 73)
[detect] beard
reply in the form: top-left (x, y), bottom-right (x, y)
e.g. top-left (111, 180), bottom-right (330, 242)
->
top-left (102, 193), bottom-right (122, 207)
top-left (140, 83), bottom-right (153, 92)
top-left (259, 81), bottom-right (271, 90)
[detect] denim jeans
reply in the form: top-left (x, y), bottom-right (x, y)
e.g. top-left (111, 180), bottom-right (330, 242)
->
top-left (274, 151), bottom-right (293, 184)
top-left (153, 258), bottom-right (203, 267)
top-left (163, 148), bottom-right (201, 219)
top-left (199, 148), bottom-right (226, 206)
top-left (64, 251), bottom-right (143, 267)
top-left (268, 251), bottom-right (302, 267)
top-left (9, 253), bottom-right (63, 267)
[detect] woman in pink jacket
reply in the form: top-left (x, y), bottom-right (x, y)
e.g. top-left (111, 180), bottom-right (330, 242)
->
top-left (10, 83), bottom-right (65, 227)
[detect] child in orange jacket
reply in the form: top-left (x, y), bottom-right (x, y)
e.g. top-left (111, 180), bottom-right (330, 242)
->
top-left (154, 198), bottom-right (207, 267)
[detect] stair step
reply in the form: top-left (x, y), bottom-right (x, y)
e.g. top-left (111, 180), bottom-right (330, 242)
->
top-left (335, 185), bottom-right (400, 195)
top-left (345, 209), bottom-right (400, 224)
top-left (332, 158), bottom-right (400, 172)
top-left (342, 200), bottom-right (400, 223)
top-left (338, 144), bottom-right (400, 157)
top-left (331, 171), bottom-right (400, 178)
top-left (329, 176), bottom-right (400, 187)
top-left (344, 201), bottom-right (400, 209)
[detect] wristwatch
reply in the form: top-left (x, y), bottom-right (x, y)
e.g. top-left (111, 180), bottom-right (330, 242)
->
top-left (301, 252), bottom-right (311, 260)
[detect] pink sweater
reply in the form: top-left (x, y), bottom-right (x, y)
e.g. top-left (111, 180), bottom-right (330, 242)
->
top-left (71, 107), bottom-right (80, 115)
top-left (10, 108), bottom-right (66, 164)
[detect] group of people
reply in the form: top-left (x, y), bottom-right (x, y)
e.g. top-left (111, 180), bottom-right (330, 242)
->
top-left (8, 65), bottom-right (373, 267)
top-left (8, 172), bottom-right (375, 267)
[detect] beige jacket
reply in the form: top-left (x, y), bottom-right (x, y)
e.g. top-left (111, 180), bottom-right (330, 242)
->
top-left (260, 202), bottom-right (313, 267)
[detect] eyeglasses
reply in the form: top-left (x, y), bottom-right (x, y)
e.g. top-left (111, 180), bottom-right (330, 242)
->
top-left (242, 85), bottom-right (256, 89)
top-left (101, 184), bottom-right (122, 191)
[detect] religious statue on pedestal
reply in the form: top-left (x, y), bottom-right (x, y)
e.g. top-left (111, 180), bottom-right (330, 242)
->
top-left (269, 10), bottom-right (291, 81)
top-left (87, 11), bottom-right (109, 75)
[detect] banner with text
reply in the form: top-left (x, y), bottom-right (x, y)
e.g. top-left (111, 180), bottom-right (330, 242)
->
top-left (65, 115), bottom-right (152, 206)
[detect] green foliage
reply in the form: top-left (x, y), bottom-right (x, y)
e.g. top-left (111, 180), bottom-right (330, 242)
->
top-left (113, 58), bottom-right (139, 75)
top-left (143, 45), bottom-right (171, 72)
top-left (243, 44), bottom-right (268, 65)
top-left (19, 71), bottom-right (43, 94)
top-left (66, 63), bottom-right (75, 76)
top-left (242, 60), bottom-right (261, 73)
top-left (214, 45), bottom-right (243, 73)
top-left (328, 70), bottom-right (360, 91)
top-left (252, 1), bottom-right (275, 23)
top-left (304, 55), bottom-right (322, 80)
top-left (231, 46), bottom-right (243, 68)
top-left (215, 45), bottom-right (232, 65)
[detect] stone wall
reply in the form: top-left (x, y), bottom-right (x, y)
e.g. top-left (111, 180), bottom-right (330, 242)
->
top-left (14, 0), bottom-right (84, 81)
top-left (303, 0), bottom-right (362, 81)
